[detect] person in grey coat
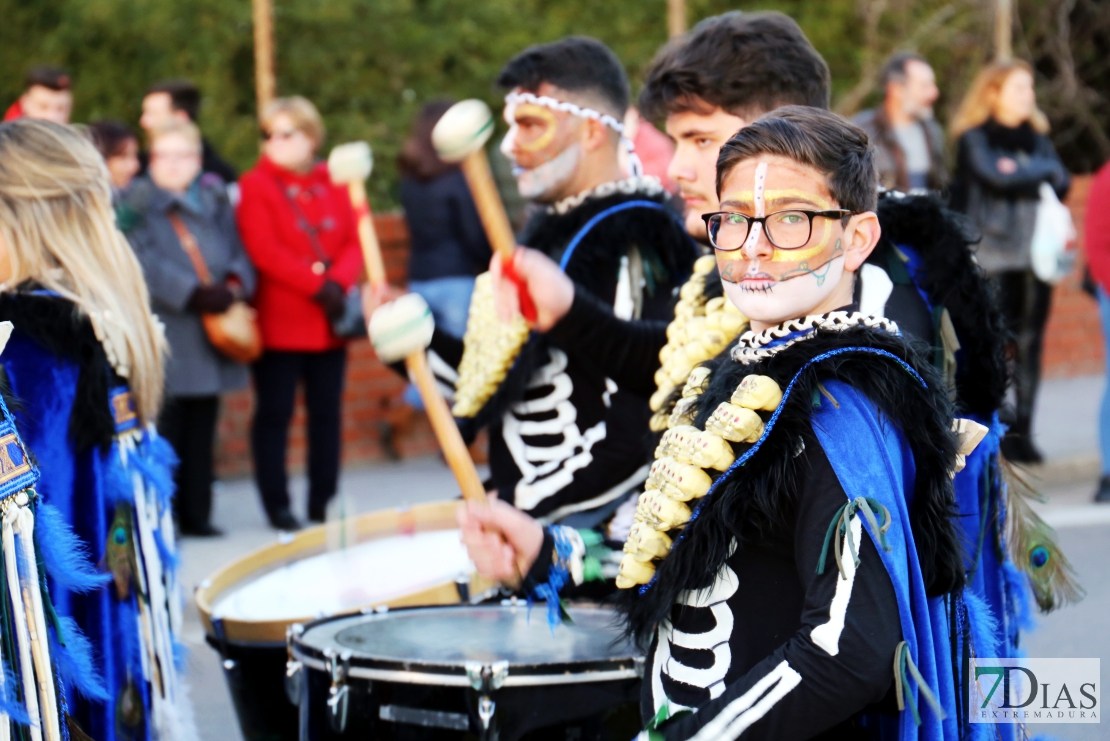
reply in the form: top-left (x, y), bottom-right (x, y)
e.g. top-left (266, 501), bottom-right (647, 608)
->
top-left (123, 120), bottom-right (255, 536)
top-left (853, 52), bottom-right (947, 193)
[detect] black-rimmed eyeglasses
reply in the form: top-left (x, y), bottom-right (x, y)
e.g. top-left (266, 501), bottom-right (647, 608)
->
top-left (702, 209), bottom-right (856, 251)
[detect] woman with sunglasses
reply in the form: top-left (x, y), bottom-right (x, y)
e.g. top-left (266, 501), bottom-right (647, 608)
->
top-left (237, 96), bottom-right (363, 530)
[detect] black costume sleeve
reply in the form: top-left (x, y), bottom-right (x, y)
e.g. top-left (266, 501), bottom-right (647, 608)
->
top-left (546, 285), bottom-right (668, 397)
top-left (960, 129), bottom-right (1067, 194)
top-left (658, 436), bottom-right (902, 741)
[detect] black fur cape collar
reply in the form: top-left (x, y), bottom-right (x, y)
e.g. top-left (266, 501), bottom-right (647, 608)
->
top-left (616, 324), bottom-right (964, 646)
top-left (518, 182), bottom-right (695, 299)
top-left (0, 289), bottom-right (118, 451)
top-left (470, 185), bottom-right (695, 428)
top-left (875, 192), bottom-right (1009, 418)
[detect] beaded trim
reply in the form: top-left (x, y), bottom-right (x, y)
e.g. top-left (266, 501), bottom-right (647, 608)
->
top-left (505, 92), bottom-right (626, 134)
top-left (730, 312), bottom-right (900, 365)
top-left (548, 176), bottom-right (665, 215)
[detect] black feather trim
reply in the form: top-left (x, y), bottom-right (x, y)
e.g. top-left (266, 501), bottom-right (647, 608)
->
top-left (615, 326), bottom-right (965, 647)
top-left (471, 188), bottom-right (696, 428)
top-left (876, 192), bottom-right (1010, 417)
top-left (0, 290), bottom-right (118, 451)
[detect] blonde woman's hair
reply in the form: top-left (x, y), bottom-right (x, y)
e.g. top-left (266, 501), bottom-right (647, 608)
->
top-left (261, 96), bottom-right (325, 147)
top-left (0, 120), bottom-right (166, 423)
top-left (149, 119), bottom-right (202, 152)
top-left (950, 59), bottom-right (1050, 139)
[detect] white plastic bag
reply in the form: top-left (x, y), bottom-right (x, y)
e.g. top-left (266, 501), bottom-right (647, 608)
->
top-left (1030, 181), bottom-right (1076, 284)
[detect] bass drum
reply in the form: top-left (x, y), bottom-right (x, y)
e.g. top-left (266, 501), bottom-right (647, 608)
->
top-left (289, 603), bottom-right (644, 741)
top-left (195, 501), bottom-right (499, 741)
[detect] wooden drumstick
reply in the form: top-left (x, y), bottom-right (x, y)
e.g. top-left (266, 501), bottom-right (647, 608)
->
top-left (432, 100), bottom-right (515, 258)
top-left (328, 143), bottom-right (487, 505)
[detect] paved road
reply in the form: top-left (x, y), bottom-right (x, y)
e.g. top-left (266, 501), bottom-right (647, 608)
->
top-left (178, 374), bottom-right (1108, 739)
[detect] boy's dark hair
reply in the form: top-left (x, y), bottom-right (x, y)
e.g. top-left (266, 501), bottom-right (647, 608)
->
top-left (880, 51), bottom-right (930, 89)
top-left (639, 11), bottom-right (830, 124)
top-left (24, 66), bottom-right (70, 93)
top-left (716, 106), bottom-right (877, 213)
top-left (146, 79), bottom-right (202, 121)
top-left (88, 119), bottom-right (137, 159)
top-left (497, 37), bottom-right (629, 118)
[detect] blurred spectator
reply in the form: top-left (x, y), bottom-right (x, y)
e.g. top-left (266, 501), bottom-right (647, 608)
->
top-left (237, 96), bottom-right (362, 530)
top-left (1084, 161), bottom-right (1110, 501)
top-left (950, 60), bottom-right (1070, 464)
top-left (3, 66), bottom-right (72, 124)
top-left (123, 120), bottom-right (256, 536)
top-left (853, 52), bottom-right (946, 192)
top-left (140, 79), bottom-right (238, 184)
top-left (399, 99), bottom-right (491, 339)
top-left (88, 119), bottom-right (140, 191)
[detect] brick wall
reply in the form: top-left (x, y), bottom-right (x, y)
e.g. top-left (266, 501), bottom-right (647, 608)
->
top-left (214, 187), bottom-right (1107, 477)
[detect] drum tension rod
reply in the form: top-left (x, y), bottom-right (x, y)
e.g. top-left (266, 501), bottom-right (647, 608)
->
top-left (324, 647), bottom-right (353, 734)
top-left (284, 624), bottom-right (305, 706)
top-left (466, 661), bottom-right (508, 734)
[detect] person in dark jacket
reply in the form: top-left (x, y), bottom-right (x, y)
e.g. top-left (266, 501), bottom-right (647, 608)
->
top-left (399, 99), bottom-right (491, 337)
top-left (139, 79), bottom-right (239, 185)
top-left (237, 96), bottom-right (363, 530)
top-left (852, 51), bottom-right (947, 192)
top-left (124, 120), bottom-right (256, 536)
top-left (949, 59), bottom-right (1070, 463)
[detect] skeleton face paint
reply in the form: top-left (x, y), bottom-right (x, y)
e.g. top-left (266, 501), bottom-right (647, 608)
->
top-left (513, 142), bottom-right (582, 200)
top-left (715, 157), bottom-right (849, 327)
top-left (500, 86), bottom-right (641, 203)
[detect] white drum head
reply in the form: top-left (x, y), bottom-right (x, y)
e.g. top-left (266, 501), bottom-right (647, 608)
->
top-left (212, 530), bottom-right (474, 623)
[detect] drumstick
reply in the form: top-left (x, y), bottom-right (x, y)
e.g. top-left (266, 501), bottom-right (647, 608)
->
top-left (432, 100), bottom-right (536, 321)
top-left (328, 143), bottom-right (488, 506)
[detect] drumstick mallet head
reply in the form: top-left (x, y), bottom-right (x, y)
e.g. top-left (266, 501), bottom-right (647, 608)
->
top-left (431, 100), bottom-right (494, 163)
top-left (327, 141), bottom-right (374, 184)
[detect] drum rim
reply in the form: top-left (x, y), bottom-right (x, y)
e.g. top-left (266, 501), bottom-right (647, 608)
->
top-left (291, 604), bottom-right (644, 687)
top-left (195, 501), bottom-right (498, 644)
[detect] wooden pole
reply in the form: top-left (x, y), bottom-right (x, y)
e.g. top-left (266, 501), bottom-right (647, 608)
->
top-left (252, 0), bottom-right (276, 119)
top-left (667, 0), bottom-right (687, 38)
top-left (994, 0), bottom-right (1012, 61)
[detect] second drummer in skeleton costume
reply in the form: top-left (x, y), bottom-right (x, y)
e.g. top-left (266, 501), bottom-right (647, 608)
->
top-left (397, 37), bottom-right (694, 526)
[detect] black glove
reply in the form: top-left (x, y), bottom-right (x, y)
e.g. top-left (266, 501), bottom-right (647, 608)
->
top-left (188, 283), bottom-right (235, 314)
top-left (314, 279), bottom-right (346, 322)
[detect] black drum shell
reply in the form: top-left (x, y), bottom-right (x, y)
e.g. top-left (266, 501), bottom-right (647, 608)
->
top-left (207, 636), bottom-right (298, 741)
top-left (299, 661), bottom-right (641, 740)
top-left (292, 605), bottom-right (645, 741)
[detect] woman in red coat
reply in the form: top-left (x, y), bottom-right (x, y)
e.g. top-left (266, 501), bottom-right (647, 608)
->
top-left (237, 96), bottom-right (362, 529)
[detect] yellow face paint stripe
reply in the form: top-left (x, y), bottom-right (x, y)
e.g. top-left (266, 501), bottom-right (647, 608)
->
top-left (514, 103), bottom-right (558, 152)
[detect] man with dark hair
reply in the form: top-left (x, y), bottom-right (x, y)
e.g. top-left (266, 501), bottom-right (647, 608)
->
top-left (140, 79), bottom-right (238, 183)
top-left (3, 65), bottom-right (72, 124)
top-left (853, 51), bottom-right (947, 192)
top-left (371, 36), bottom-right (694, 527)
top-left (460, 106), bottom-right (988, 739)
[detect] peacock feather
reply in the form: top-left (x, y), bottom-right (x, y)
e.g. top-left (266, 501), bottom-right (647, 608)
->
top-left (105, 502), bottom-right (136, 601)
top-left (1001, 459), bottom-right (1084, 612)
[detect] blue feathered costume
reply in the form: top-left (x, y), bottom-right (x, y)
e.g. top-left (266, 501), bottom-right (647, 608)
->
top-left (0, 291), bottom-right (194, 741)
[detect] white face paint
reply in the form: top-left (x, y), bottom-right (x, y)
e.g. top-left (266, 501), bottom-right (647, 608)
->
top-left (511, 142), bottom-right (582, 200)
top-left (717, 159), bottom-right (848, 328)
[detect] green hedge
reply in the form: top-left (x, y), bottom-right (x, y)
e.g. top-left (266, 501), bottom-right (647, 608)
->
top-left (3, 0), bottom-right (1105, 208)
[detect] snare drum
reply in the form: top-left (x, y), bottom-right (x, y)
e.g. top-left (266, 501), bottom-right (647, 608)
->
top-left (195, 501), bottom-right (498, 741)
top-left (289, 603), bottom-right (644, 741)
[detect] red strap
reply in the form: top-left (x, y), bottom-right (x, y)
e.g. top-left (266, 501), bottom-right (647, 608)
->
top-left (500, 256), bottom-right (537, 323)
